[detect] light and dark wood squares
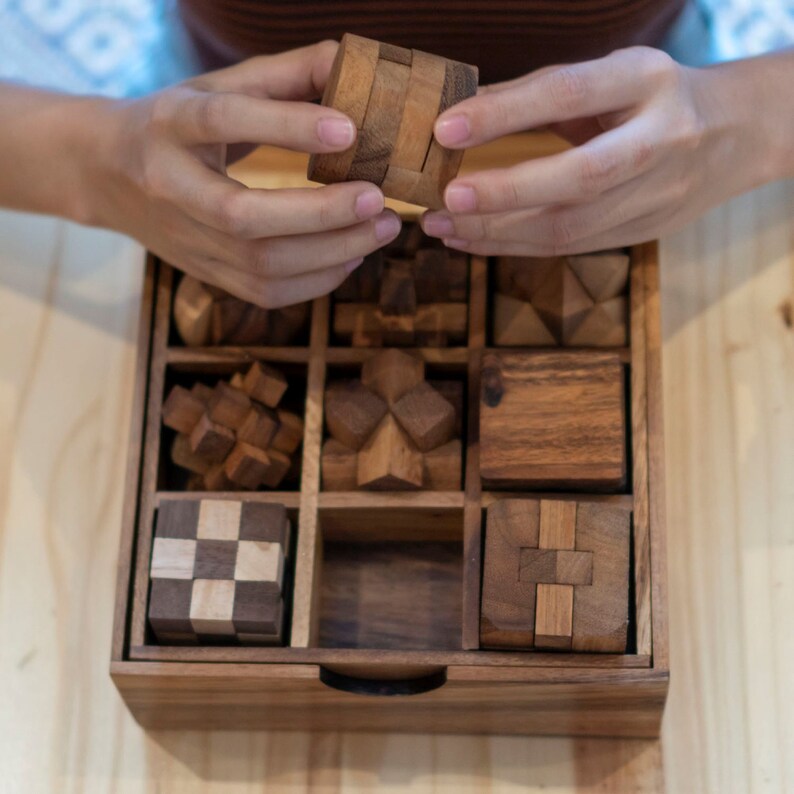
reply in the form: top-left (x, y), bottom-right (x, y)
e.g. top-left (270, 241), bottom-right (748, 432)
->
top-left (308, 33), bottom-right (478, 208)
top-left (148, 499), bottom-right (290, 645)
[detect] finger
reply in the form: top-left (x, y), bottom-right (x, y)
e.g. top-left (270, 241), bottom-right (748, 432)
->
top-left (439, 116), bottom-right (662, 214)
top-left (439, 179), bottom-right (672, 256)
top-left (162, 152), bottom-right (385, 238)
top-left (215, 258), bottom-right (364, 309)
top-left (434, 47), bottom-right (677, 148)
top-left (191, 41), bottom-right (338, 101)
top-left (442, 207), bottom-right (665, 256)
top-left (240, 210), bottom-right (401, 279)
top-left (174, 91), bottom-right (356, 149)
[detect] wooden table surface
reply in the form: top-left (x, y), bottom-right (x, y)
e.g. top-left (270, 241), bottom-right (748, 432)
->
top-left (0, 152), bottom-right (791, 791)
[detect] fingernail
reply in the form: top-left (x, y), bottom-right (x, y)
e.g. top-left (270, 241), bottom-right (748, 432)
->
top-left (423, 213), bottom-right (455, 238)
top-left (375, 213), bottom-right (401, 242)
top-left (344, 257), bottom-right (364, 274)
top-left (354, 189), bottom-right (384, 220)
top-left (317, 116), bottom-right (356, 148)
top-left (445, 183), bottom-right (477, 213)
top-left (435, 114), bottom-right (471, 146)
top-left (444, 238), bottom-right (469, 250)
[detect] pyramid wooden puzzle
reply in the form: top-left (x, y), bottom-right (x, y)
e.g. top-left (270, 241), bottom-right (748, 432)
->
top-left (493, 251), bottom-right (629, 347)
top-left (148, 499), bottom-right (290, 645)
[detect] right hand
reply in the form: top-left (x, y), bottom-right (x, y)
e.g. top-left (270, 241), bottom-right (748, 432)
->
top-left (83, 41), bottom-right (400, 307)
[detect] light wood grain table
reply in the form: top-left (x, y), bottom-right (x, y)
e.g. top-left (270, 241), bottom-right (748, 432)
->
top-left (0, 158), bottom-right (791, 791)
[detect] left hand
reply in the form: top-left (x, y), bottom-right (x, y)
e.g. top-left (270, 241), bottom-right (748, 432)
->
top-left (421, 47), bottom-right (768, 255)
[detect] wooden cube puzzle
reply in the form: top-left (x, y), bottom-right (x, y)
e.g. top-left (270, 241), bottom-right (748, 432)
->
top-left (173, 275), bottom-right (309, 347)
top-left (480, 499), bottom-right (630, 652)
top-left (333, 226), bottom-right (469, 347)
top-left (162, 361), bottom-right (303, 490)
top-left (480, 351), bottom-right (627, 491)
top-left (307, 33), bottom-right (478, 208)
top-left (493, 252), bottom-right (629, 347)
top-left (148, 499), bottom-right (290, 645)
top-left (322, 349), bottom-right (463, 491)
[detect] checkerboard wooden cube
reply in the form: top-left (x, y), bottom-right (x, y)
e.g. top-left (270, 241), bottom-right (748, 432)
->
top-left (148, 499), bottom-right (290, 645)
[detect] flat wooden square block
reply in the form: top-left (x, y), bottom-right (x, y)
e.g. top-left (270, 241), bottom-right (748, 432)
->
top-left (480, 350), bottom-right (627, 491)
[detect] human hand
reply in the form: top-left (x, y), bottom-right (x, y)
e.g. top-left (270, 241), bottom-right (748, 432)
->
top-left (84, 42), bottom-right (400, 307)
top-left (421, 47), bottom-right (777, 255)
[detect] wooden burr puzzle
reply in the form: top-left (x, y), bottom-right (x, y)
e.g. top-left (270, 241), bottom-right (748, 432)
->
top-left (308, 34), bottom-right (478, 208)
top-left (332, 225), bottom-right (469, 346)
top-left (113, 135), bottom-right (667, 736)
top-left (161, 361), bottom-right (304, 491)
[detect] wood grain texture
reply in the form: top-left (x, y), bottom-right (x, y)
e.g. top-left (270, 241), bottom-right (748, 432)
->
top-left (480, 351), bottom-right (627, 491)
top-left (309, 34), bottom-right (477, 207)
top-left (347, 58), bottom-right (411, 184)
top-left (306, 33), bottom-right (379, 183)
top-left (2, 145), bottom-right (790, 790)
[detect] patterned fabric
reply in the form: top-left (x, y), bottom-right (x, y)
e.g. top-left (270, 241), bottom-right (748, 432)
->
top-left (0, 0), bottom-right (199, 95)
top-left (0, 1), bottom-right (791, 92)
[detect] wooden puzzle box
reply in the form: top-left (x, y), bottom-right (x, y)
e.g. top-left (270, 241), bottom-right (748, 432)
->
top-left (111, 193), bottom-right (669, 736)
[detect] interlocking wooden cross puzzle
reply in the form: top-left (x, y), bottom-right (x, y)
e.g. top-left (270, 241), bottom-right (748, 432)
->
top-left (480, 498), bottom-right (631, 652)
top-left (308, 33), bottom-right (478, 208)
top-left (333, 226), bottom-right (469, 347)
top-left (148, 499), bottom-right (290, 645)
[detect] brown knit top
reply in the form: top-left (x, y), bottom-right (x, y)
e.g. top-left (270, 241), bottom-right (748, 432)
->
top-left (179, 0), bottom-right (686, 84)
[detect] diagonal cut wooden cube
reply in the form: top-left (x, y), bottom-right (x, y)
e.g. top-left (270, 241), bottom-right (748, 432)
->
top-left (480, 498), bottom-right (630, 653)
top-left (147, 498), bottom-right (290, 646)
top-left (324, 380), bottom-right (388, 451)
top-left (357, 414), bottom-right (423, 490)
top-left (480, 351), bottom-right (627, 491)
top-left (492, 252), bottom-right (629, 348)
top-left (242, 361), bottom-right (288, 408)
top-left (361, 348), bottom-right (424, 405)
top-left (391, 381), bottom-right (456, 452)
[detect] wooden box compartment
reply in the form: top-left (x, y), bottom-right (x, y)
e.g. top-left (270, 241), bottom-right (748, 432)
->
top-left (112, 217), bottom-right (668, 736)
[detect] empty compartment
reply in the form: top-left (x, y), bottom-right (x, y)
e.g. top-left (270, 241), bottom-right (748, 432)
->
top-left (316, 503), bottom-right (463, 650)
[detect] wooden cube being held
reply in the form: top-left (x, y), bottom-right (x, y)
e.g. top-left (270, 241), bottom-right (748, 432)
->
top-left (308, 34), bottom-right (478, 209)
